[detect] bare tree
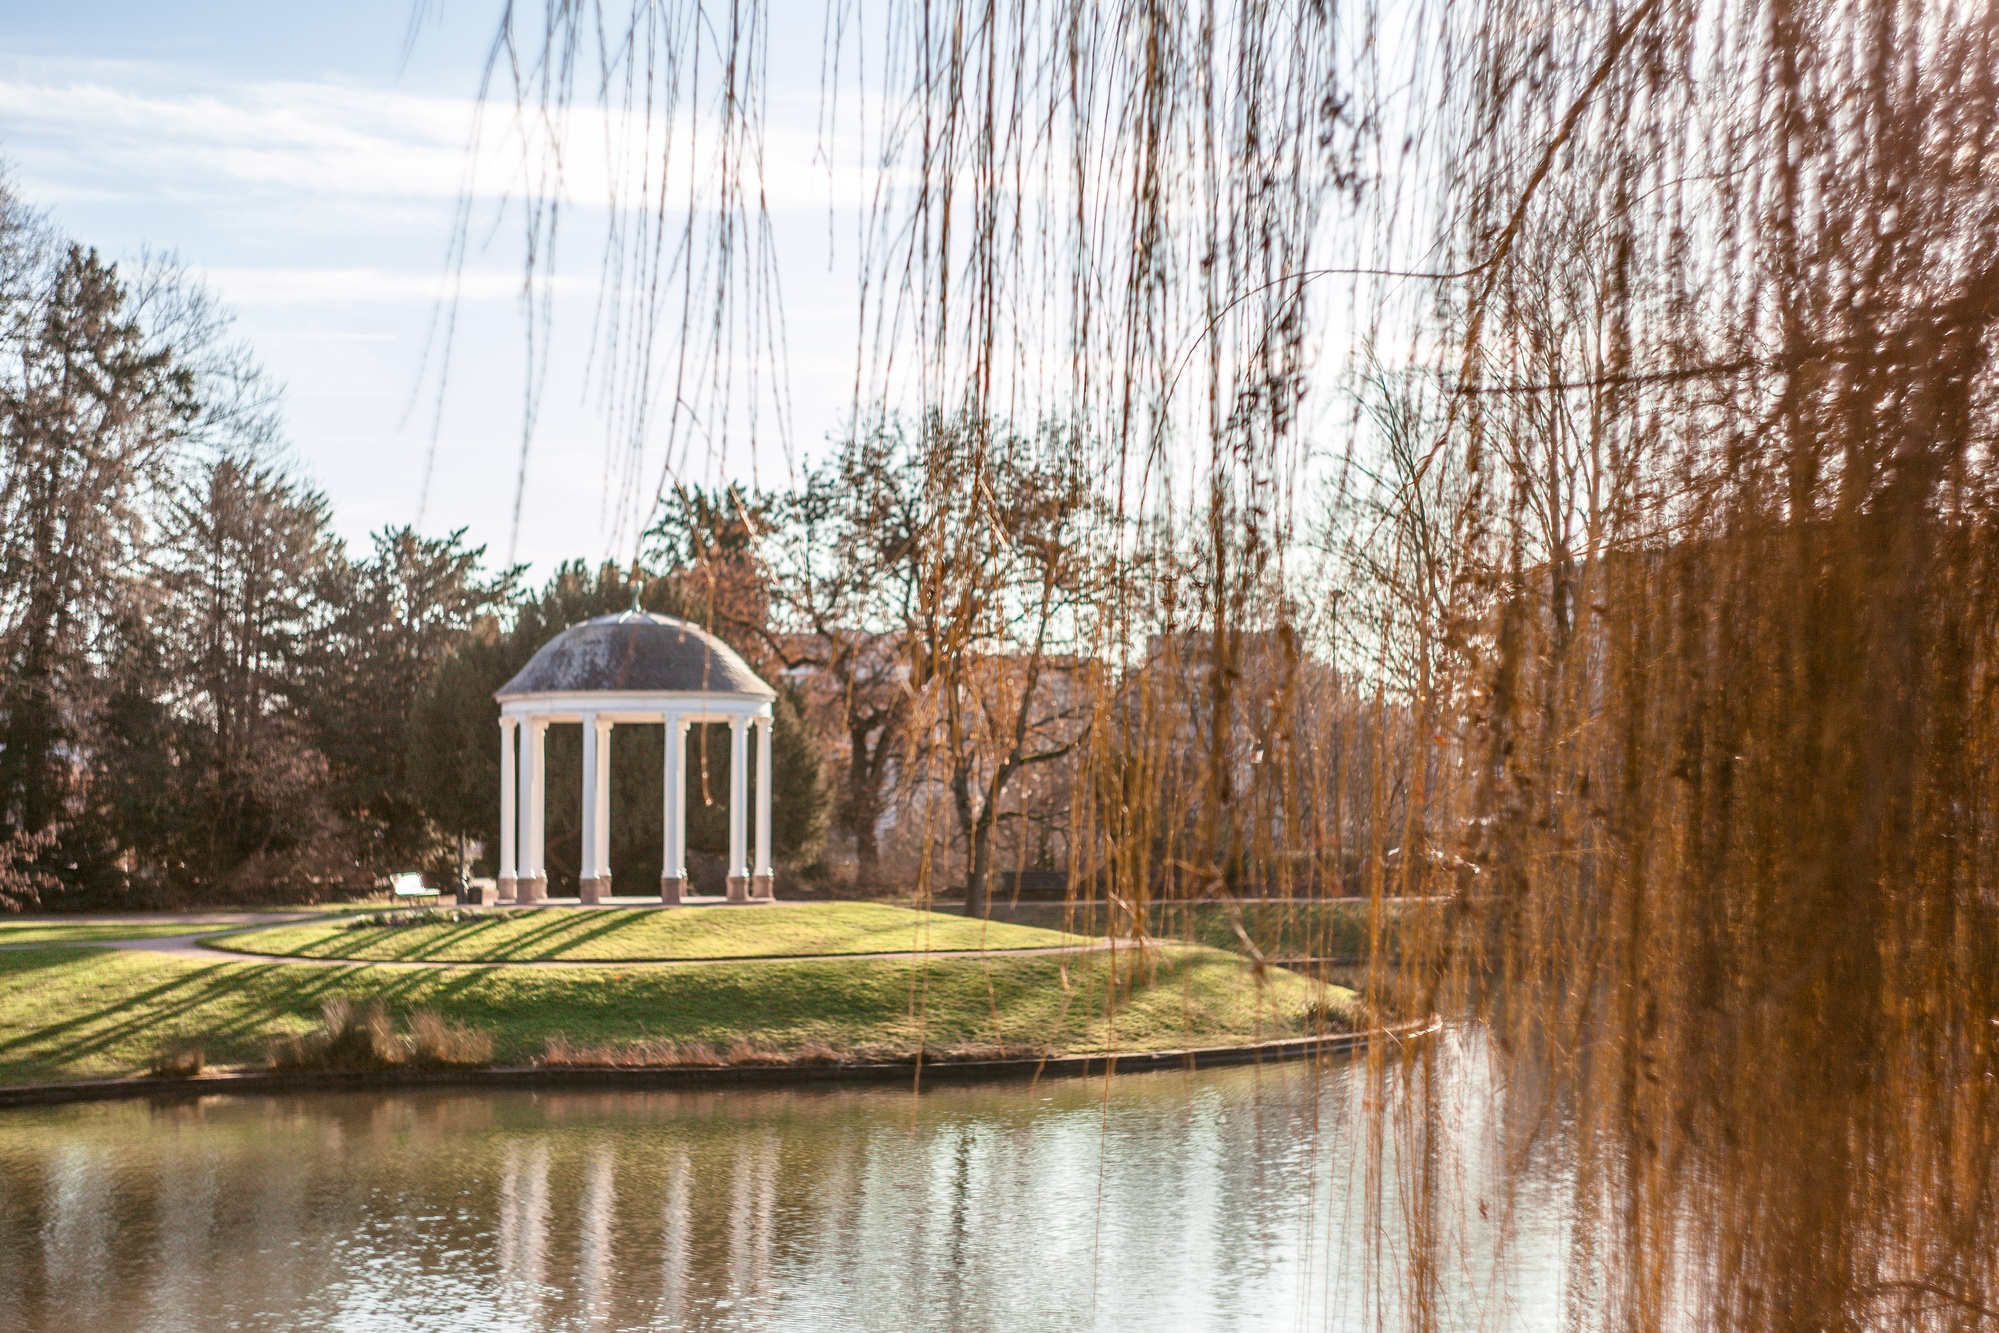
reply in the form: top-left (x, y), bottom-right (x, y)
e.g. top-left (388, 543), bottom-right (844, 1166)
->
top-left (755, 425), bottom-right (923, 880)
top-left (903, 417), bottom-right (1105, 916)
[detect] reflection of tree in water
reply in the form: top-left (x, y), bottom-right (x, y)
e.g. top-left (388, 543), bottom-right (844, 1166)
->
top-left (0, 1065), bottom-right (1565, 1330)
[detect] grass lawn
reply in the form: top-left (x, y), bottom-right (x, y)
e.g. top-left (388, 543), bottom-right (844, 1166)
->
top-left (0, 942), bottom-right (1351, 1085)
top-left (1171, 901), bottom-right (1395, 959)
top-left (217, 902), bottom-right (1086, 963)
top-left (999, 899), bottom-right (1416, 961)
top-left (0, 921), bottom-right (233, 945)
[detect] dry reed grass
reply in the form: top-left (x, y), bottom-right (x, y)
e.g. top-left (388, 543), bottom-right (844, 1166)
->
top-left (146, 1045), bottom-right (203, 1079)
top-left (267, 999), bottom-right (493, 1073)
top-left (535, 1035), bottom-right (1028, 1069)
top-left (539, 1035), bottom-right (816, 1068)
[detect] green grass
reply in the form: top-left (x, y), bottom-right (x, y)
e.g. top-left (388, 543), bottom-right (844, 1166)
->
top-left (1171, 901), bottom-right (1396, 959)
top-left (0, 921), bottom-right (228, 945)
top-left (988, 899), bottom-right (1415, 960)
top-left (217, 903), bottom-right (1086, 963)
top-left (0, 943), bottom-right (1352, 1085)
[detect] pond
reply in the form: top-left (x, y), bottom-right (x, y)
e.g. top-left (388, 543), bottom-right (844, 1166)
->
top-left (0, 1054), bottom-right (1565, 1332)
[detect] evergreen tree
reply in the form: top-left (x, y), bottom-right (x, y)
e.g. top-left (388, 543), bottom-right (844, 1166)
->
top-left (316, 527), bottom-right (512, 876)
top-left (407, 614), bottom-right (510, 885)
top-left (136, 457), bottom-right (346, 898)
top-left (0, 246), bottom-right (194, 895)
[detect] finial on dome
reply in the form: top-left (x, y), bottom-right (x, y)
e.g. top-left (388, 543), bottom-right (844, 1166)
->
top-left (628, 580), bottom-right (644, 615)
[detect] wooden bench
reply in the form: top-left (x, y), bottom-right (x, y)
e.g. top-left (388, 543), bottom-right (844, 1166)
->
top-left (389, 872), bottom-right (439, 903)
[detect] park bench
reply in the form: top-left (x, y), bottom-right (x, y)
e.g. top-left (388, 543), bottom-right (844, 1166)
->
top-left (389, 872), bottom-right (439, 903)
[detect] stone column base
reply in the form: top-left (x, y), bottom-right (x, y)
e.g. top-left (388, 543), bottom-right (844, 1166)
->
top-left (725, 875), bottom-right (751, 903)
top-left (751, 874), bottom-right (775, 901)
top-left (521, 876), bottom-right (548, 904)
top-left (579, 876), bottom-right (610, 905)
top-left (660, 876), bottom-right (685, 905)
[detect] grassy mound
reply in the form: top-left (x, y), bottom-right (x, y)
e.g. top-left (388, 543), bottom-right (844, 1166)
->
top-left (0, 942), bottom-right (1353, 1085)
top-left (0, 920), bottom-right (242, 945)
top-left (992, 899), bottom-right (1415, 962)
top-left (216, 902), bottom-right (1086, 963)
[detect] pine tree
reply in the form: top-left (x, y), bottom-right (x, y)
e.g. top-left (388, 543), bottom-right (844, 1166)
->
top-left (139, 457), bottom-right (344, 898)
top-left (316, 528), bottom-right (512, 876)
top-left (0, 246), bottom-right (194, 894)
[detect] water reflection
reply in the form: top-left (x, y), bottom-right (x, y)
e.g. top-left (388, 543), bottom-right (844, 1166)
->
top-left (0, 1055), bottom-right (1562, 1331)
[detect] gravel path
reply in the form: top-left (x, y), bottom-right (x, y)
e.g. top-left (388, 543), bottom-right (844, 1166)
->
top-left (5, 910), bottom-right (329, 926)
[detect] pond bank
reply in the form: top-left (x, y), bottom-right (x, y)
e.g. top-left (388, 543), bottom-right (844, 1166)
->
top-left (0, 1025), bottom-right (1425, 1110)
top-left (0, 931), bottom-right (1354, 1087)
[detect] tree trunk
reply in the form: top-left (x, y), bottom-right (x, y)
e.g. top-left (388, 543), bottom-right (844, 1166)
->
top-left (951, 760), bottom-right (982, 916)
top-left (853, 814), bottom-right (880, 878)
top-left (959, 766), bottom-right (1008, 918)
top-left (846, 723), bottom-right (882, 878)
top-left (963, 816), bottom-right (994, 917)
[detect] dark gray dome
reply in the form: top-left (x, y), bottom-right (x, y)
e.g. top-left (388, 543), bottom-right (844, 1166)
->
top-left (495, 612), bottom-right (775, 699)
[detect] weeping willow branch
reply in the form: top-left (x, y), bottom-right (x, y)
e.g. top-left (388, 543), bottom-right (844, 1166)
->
top-left (481, 1), bottom-right (1999, 1329)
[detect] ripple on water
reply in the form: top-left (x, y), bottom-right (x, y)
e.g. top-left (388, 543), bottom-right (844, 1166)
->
top-left (0, 1048), bottom-right (1564, 1332)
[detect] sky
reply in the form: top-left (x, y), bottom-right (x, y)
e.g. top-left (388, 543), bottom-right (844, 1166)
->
top-left (0, 0), bottom-right (852, 582)
top-left (1, 1), bottom-right (1405, 591)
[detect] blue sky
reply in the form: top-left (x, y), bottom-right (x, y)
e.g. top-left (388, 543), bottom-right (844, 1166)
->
top-left (2, 1), bottom-right (1384, 588)
top-left (0, 0), bottom-right (850, 581)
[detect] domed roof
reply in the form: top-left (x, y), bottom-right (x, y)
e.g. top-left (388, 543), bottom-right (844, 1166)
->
top-left (495, 611), bottom-right (775, 699)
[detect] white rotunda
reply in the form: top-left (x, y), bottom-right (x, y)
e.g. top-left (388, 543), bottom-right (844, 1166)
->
top-left (490, 609), bottom-right (778, 905)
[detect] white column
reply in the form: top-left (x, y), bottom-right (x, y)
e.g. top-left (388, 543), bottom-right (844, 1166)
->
top-left (726, 715), bottom-right (750, 901)
top-left (522, 717), bottom-right (548, 902)
top-left (580, 713), bottom-right (611, 903)
top-left (496, 717), bottom-right (518, 902)
top-left (591, 719), bottom-right (607, 887)
top-left (594, 715), bottom-right (613, 895)
top-left (753, 713), bottom-right (773, 898)
top-left (579, 714), bottom-right (598, 885)
top-left (661, 714), bottom-right (686, 903)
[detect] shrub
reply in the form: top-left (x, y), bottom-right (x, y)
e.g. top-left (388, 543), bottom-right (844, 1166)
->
top-left (345, 907), bottom-right (513, 931)
top-left (268, 999), bottom-right (400, 1071)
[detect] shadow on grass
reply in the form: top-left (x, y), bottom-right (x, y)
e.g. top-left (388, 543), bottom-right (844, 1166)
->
top-left (394, 912), bottom-right (519, 959)
top-left (0, 948), bottom-right (582, 1079)
top-left (357, 908), bottom-right (654, 964)
top-left (0, 951), bottom-right (370, 1077)
top-left (222, 908), bottom-right (637, 964)
top-left (0, 943), bottom-right (1300, 1082)
top-left (484, 909), bottom-right (649, 961)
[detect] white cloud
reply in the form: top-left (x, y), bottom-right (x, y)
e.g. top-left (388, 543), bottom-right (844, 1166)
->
top-left (0, 54), bottom-right (876, 581)
top-left (0, 61), bottom-right (479, 206)
top-left (203, 266), bottom-right (562, 305)
top-left (0, 56), bottom-right (842, 220)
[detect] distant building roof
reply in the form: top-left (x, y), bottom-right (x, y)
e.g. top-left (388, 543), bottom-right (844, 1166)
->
top-left (495, 611), bottom-right (776, 699)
